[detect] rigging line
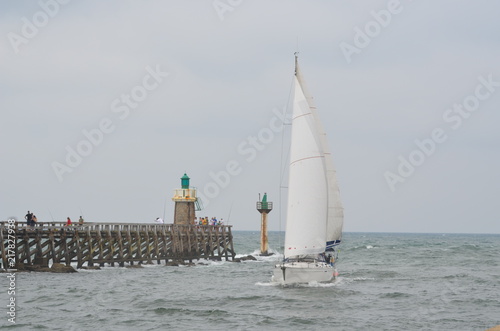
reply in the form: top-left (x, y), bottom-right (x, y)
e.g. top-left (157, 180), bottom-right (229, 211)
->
top-left (226, 201), bottom-right (234, 225)
top-left (79, 206), bottom-right (85, 219)
top-left (277, 64), bottom-right (295, 259)
top-left (279, 74), bottom-right (295, 189)
top-left (48, 209), bottom-right (55, 222)
top-left (162, 198), bottom-right (167, 221)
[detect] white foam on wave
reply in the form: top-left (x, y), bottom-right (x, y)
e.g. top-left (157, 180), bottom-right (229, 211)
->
top-left (77, 267), bottom-right (101, 273)
top-left (255, 281), bottom-right (280, 287)
top-left (308, 281), bottom-right (340, 288)
top-left (351, 277), bottom-right (375, 281)
top-left (333, 276), bottom-right (375, 286)
top-left (141, 263), bottom-right (162, 268)
top-left (255, 277), bottom-right (345, 288)
top-left (236, 249), bottom-right (283, 262)
top-left (278, 281), bottom-right (340, 288)
top-left (194, 259), bottom-right (226, 267)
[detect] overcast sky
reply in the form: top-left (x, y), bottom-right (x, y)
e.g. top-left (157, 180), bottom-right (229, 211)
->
top-left (1, 1), bottom-right (499, 234)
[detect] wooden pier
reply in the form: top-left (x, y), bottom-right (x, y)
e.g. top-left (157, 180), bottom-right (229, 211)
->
top-left (0, 222), bottom-right (236, 269)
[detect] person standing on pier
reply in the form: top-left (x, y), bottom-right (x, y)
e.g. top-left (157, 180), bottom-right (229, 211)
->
top-left (66, 217), bottom-right (72, 226)
top-left (25, 210), bottom-right (33, 226)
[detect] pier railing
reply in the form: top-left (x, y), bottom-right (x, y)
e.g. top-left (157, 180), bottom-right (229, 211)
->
top-left (256, 201), bottom-right (273, 213)
top-left (0, 222), bottom-right (235, 269)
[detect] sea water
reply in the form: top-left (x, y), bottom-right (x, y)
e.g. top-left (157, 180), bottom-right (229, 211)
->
top-left (1, 232), bottom-right (499, 330)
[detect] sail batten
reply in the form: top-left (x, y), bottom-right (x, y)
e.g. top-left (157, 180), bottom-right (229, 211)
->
top-left (289, 155), bottom-right (324, 166)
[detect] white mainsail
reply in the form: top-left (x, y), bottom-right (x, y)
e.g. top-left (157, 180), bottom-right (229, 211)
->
top-left (284, 78), bottom-right (327, 258)
top-left (294, 58), bottom-right (344, 249)
top-left (284, 57), bottom-right (344, 259)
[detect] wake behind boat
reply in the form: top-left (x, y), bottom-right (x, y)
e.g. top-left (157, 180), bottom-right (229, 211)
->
top-left (273, 54), bottom-right (344, 285)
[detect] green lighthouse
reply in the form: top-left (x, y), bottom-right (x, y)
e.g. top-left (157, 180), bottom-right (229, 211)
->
top-left (181, 173), bottom-right (190, 189)
top-left (172, 173), bottom-right (197, 225)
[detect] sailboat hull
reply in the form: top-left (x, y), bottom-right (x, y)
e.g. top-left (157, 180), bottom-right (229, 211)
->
top-left (272, 262), bottom-right (335, 285)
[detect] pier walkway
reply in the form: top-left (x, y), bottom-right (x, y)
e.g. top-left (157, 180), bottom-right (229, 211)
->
top-left (0, 221), bottom-right (235, 269)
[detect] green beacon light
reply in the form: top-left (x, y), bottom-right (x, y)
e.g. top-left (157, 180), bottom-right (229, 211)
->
top-left (181, 173), bottom-right (190, 189)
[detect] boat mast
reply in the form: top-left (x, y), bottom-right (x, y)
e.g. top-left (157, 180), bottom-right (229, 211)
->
top-left (294, 52), bottom-right (299, 76)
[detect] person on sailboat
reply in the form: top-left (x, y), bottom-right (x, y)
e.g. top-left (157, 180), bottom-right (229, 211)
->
top-left (326, 253), bottom-right (335, 266)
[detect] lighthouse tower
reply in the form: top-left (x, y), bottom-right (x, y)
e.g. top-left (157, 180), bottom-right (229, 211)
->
top-left (172, 173), bottom-right (198, 225)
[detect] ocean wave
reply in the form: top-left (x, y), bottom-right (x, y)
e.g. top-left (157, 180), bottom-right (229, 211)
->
top-left (351, 245), bottom-right (377, 250)
top-left (151, 306), bottom-right (230, 317)
top-left (13, 231), bottom-right (500, 331)
top-left (381, 292), bottom-right (411, 298)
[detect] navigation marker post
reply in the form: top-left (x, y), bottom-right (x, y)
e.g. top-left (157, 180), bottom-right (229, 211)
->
top-left (256, 193), bottom-right (273, 256)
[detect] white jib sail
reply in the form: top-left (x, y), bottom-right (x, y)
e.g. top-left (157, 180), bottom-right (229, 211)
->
top-left (284, 75), bottom-right (328, 259)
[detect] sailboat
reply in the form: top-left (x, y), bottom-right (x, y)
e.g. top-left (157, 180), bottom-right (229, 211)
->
top-left (273, 54), bottom-right (344, 285)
